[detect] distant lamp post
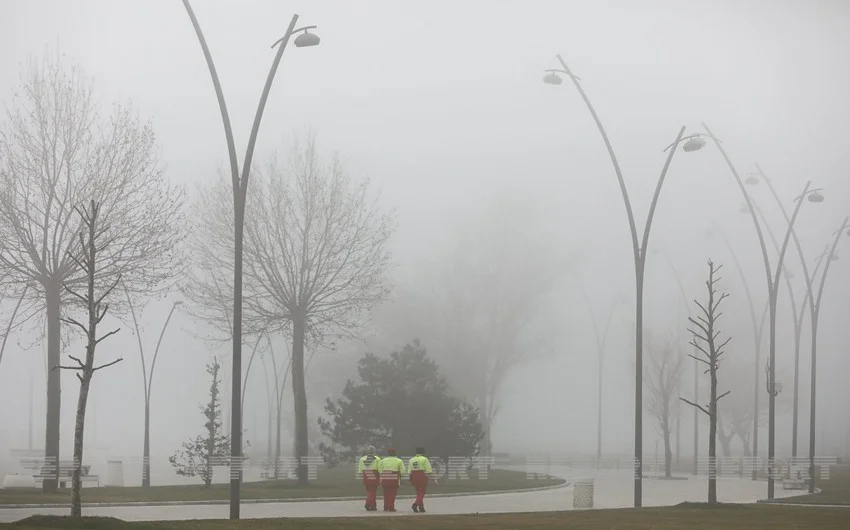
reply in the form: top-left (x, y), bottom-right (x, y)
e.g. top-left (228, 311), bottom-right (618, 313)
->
top-left (580, 288), bottom-right (626, 466)
top-left (702, 123), bottom-right (822, 499)
top-left (805, 217), bottom-right (849, 492)
top-left (544, 55), bottom-right (702, 507)
top-left (140, 300), bottom-right (183, 487)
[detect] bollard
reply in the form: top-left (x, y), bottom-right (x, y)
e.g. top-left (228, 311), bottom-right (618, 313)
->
top-left (573, 477), bottom-right (594, 509)
top-left (105, 460), bottom-right (125, 487)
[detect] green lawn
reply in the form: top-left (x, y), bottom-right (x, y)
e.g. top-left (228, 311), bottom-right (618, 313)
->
top-left (4, 505), bottom-right (850, 529)
top-left (772, 464), bottom-right (850, 506)
top-left (0, 468), bottom-right (561, 506)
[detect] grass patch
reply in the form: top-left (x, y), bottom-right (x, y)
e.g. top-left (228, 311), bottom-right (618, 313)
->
top-left (0, 468), bottom-right (560, 506)
top-left (4, 505), bottom-right (850, 529)
top-left (772, 464), bottom-right (850, 505)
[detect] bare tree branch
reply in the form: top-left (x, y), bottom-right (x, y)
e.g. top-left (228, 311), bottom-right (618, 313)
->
top-left (680, 397), bottom-right (710, 416)
top-left (94, 328), bottom-right (120, 346)
top-left (92, 357), bottom-right (123, 372)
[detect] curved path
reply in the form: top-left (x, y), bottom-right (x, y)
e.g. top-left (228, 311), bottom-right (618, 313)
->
top-left (0, 467), bottom-right (800, 523)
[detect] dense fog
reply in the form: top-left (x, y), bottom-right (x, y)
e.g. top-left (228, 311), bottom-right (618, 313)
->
top-left (0, 0), bottom-right (848, 488)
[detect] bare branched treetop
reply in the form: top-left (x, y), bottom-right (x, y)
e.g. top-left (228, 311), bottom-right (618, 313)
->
top-left (180, 174), bottom-right (240, 342)
top-left (245, 137), bottom-right (395, 343)
top-left (188, 136), bottom-right (395, 346)
top-left (0, 54), bottom-right (187, 314)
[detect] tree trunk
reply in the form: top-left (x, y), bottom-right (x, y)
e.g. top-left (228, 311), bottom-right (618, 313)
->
top-left (479, 387), bottom-right (491, 456)
top-left (596, 356), bottom-right (603, 464)
top-left (708, 364), bottom-right (718, 503)
top-left (71, 373), bottom-right (92, 517)
top-left (44, 283), bottom-right (62, 493)
top-left (142, 400), bottom-right (151, 487)
top-left (205, 375), bottom-right (216, 488)
top-left (274, 378), bottom-right (284, 479)
top-left (718, 418), bottom-right (733, 457)
top-left (791, 330), bottom-right (801, 458)
top-left (291, 316), bottom-right (309, 485)
top-left (663, 416), bottom-right (672, 479)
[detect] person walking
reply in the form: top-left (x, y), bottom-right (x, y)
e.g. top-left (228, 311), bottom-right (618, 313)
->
top-left (408, 447), bottom-right (433, 513)
top-left (379, 448), bottom-right (405, 512)
top-left (358, 445), bottom-right (382, 511)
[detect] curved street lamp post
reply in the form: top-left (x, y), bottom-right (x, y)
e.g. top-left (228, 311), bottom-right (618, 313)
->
top-left (580, 288), bottom-right (625, 466)
top-left (181, 1), bottom-right (320, 519)
top-left (701, 123), bottom-right (822, 499)
top-left (129, 300), bottom-right (183, 487)
top-left (804, 218), bottom-right (849, 491)
top-left (544, 56), bottom-right (704, 507)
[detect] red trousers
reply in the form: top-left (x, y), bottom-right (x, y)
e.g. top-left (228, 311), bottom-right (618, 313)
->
top-left (381, 480), bottom-right (399, 511)
top-left (364, 482), bottom-right (378, 508)
top-left (362, 470), bottom-right (379, 508)
top-left (410, 471), bottom-right (428, 506)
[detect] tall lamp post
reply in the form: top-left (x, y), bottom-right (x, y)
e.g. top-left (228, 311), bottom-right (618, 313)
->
top-left (544, 56), bottom-right (705, 506)
top-left (701, 123), bottom-right (822, 499)
top-left (181, 1), bottom-right (320, 519)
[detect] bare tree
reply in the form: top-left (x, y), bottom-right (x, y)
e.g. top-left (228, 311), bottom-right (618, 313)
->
top-left (197, 137), bottom-right (394, 485)
top-left (645, 333), bottom-right (685, 478)
top-left (55, 201), bottom-right (123, 517)
top-left (417, 194), bottom-right (566, 454)
top-left (681, 260), bottom-right (731, 504)
top-left (0, 55), bottom-right (185, 491)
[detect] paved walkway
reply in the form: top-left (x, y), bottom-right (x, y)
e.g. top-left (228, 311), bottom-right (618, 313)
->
top-left (0, 468), bottom-right (799, 523)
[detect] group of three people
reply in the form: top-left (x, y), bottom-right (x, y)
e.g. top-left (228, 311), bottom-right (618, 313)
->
top-left (358, 446), bottom-right (434, 513)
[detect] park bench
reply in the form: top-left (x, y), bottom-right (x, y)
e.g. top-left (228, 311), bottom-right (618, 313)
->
top-left (33, 461), bottom-right (100, 488)
top-left (781, 478), bottom-right (808, 490)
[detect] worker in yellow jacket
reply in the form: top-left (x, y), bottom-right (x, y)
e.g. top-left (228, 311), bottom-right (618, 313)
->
top-left (379, 448), bottom-right (405, 512)
top-left (358, 445), bottom-right (381, 511)
top-left (407, 447), bottom-right (433, 512)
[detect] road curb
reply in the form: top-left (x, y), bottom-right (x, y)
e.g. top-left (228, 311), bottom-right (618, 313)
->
top-left (0, 479), bottom-right (569, 510)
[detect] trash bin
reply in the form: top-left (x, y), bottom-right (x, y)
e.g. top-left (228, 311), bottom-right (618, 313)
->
top-left (105, 460), bottom-right (124, 487)
top-left (573, 477), bottom-right (594, 509)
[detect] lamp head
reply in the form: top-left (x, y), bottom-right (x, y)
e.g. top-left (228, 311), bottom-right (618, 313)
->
top-left (745, 174), bottom-right (759, 185)
top-left (294, 30), bottom-right (320, 47)
top-left (807, 191), bottom-right (825, 203)
top-left (682, 136), bottom-right (706, 152)
top-left (543, 72), bottom-right (563, 85)
top-left (174, 301), bottom-right (184, 306)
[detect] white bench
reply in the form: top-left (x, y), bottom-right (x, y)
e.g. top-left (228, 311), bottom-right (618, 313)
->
top-left (782, 479), bottom-right (807, 490)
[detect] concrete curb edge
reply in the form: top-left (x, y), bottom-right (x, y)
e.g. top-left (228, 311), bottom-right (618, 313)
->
top-left (0, 479), bottom-right (569, 510)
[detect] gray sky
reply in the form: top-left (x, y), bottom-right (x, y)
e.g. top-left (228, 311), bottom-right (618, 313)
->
top-left (1, 0), bottom-right (849, 480)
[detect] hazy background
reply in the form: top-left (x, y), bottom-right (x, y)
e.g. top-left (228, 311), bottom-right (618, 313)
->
top-left (1, 0), bottom-right (848, 484)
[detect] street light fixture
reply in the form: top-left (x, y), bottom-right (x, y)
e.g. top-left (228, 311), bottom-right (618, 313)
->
top-left (293, 28), bottom-right (320, 47)
top-left (808, 191), bottom-right (825, 203)
top-left (544, 54), bottom-right (702, 507)
top-left (181, 1), bottom-right (319, 519)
